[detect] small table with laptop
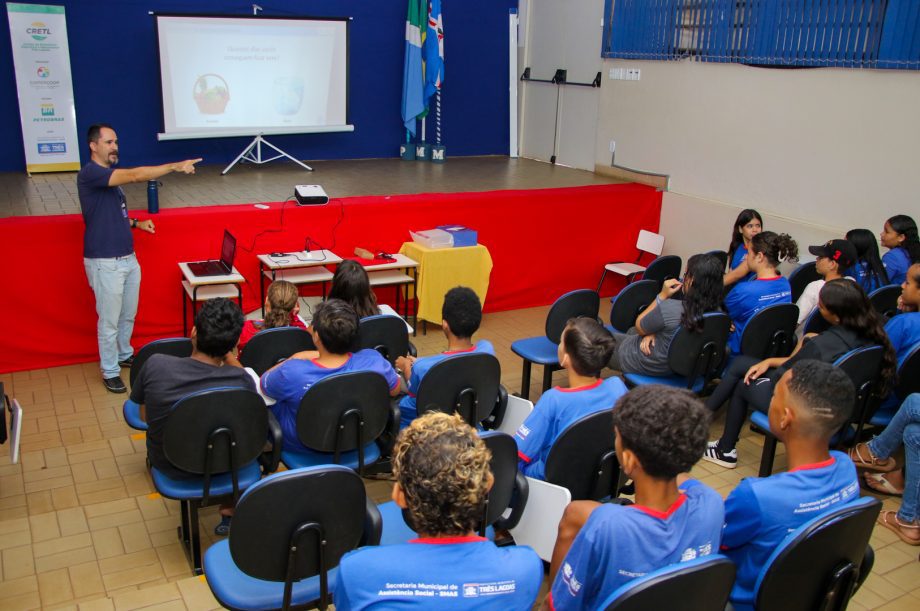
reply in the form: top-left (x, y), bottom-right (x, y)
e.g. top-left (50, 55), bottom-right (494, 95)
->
top-left (179, 230), bottom-right (245, 335)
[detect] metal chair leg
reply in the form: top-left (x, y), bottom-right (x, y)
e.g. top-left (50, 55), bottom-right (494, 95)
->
top-left (597, 268), bottom-right (608, 293)
top-left (520, 360), bottom-right (532, 401)
top-left (541, 365), bottom-right (554, 395)
top-left (759, 435), bottom-right (778, 477)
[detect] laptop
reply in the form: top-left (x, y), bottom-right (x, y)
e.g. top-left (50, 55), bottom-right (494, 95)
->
top-left (187, 230), bottom-right (236, 277)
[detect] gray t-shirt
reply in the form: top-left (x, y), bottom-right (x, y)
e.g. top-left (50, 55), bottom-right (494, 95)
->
top-left (616, 299), bottom-right (684, 376)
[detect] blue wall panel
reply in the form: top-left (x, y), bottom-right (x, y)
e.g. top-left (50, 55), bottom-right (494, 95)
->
top-left (0, 0), bottom-right (516, 171)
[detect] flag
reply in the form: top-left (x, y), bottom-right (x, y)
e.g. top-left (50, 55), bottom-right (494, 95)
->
top-left (401, 0), bottom-right (426, 136)
top-left (423, 0), bottom-right (445, 102)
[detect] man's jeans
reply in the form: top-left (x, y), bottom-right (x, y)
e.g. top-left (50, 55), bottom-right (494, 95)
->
top-left (84, 254), bottom-right (141, 378)
top-left (868, 393), bottom-right (920, 522)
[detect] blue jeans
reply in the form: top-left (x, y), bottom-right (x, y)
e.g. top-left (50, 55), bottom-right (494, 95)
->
top-left (868, 393), bottom-right (920, 522)
top-left (84, 254), bottom-right (141, 378)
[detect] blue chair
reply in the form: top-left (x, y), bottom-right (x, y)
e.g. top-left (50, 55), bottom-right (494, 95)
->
top-left (869, 343), bottom-right (920, 428)
top-left (802, 307), bottom-right (831, 336)
top-left (868, 284), bottom-right (901, 320)
top-left (789, 261), bottom-right (820, 303)
top-left (239, 326), bottom-right (315, 376)
top-left (739, 303), bottom-right (799, 360)
top-left (122, 337), bottom-right (192, 431)
top-left (544, 409), bottom-right (623, 501)
top-left (733, 496), bottom-right (880, 611)
top-left (415, 352), bottom-right (502, 427)
top-left (753, 345), bottom-right (884, 477)
top-left (599, 555), bottom-right (735, 611)
top-left (707, 249), bottom-right (729, 272)
top-left (378, 430), bottom-right (527, 545)
top-left (354, 313), bottom-right (416, 366)
top-left (151, 387), bottom-right (268, 574)
top-left (608, 279), bottom-right (658, 334)
top-left (279, 371), bottom-right (394, 474)
top-left (641, 255), bottom-right (682, 290)
top-left (511, 289), bottom-right (600, 400)
top-left (204, 465), bottom-right (382, 611)
top-left (623, 313), bottom-right (731, 393)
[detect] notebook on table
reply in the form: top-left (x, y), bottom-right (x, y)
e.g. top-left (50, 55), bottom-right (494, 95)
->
top-left (187, 230), bottom-right (236, 277)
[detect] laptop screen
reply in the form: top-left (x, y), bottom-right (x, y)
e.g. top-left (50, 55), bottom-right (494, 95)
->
top-left (219, 230), bottom-right (236, 269)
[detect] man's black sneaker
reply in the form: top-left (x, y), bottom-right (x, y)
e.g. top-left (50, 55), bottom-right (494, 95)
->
top-left (118, 356), bottom-right (135, 368)
top-left (103, 376), bottom-right (127, 394)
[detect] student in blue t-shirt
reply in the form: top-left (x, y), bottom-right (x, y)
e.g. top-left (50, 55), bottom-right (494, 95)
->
top-left (721, 360), bottom-right (861, 607)
top-left (335, 412), bottom-right (543, 610)
top-left (544, 386), bottom-right (724, 611)
top-left (395, 286), bottom-right (494, 428)
top-left (881, 215), bottom-right (920, 286)
top-left (515, 317), bottom-right (626, 479)
top-left (845, 228), bottom-right (889, 295)
top-left (261, 299), bottom-right (400, 453)
top-left (724, 208), bottom-right (763, 288)
top-left (724, 231), bottom-right (798, 354)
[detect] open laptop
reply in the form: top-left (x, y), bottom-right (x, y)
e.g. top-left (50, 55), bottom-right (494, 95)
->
top-left (187, 230), bottom-right (236, 277)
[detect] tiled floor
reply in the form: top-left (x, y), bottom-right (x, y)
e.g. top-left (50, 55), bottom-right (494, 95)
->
top-left (0, 303), bottom-right (918, 609)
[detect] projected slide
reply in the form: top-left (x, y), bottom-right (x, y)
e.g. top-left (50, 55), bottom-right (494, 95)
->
top-left (156, 16), bottom-right (350, 140)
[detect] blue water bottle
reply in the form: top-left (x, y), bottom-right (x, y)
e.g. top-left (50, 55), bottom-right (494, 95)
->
top-left (146, 180), bottom-right (159, 214)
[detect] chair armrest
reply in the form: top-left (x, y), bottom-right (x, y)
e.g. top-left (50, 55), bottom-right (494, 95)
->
top-left (494, 470), bottom-right (529, 531)
top-left (408, 341), bottom-right (418, 358)
top-left (261, 409), bottom-right (283, 474)
top-left (482, 384), bottom-right (509, 430)
top-left (361, 496), bottom-right (383, 547)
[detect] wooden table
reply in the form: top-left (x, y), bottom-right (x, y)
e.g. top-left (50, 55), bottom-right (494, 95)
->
top-left (178, 262), bottom-right (245, 335)
top-left (256, 250), bottom-right (343, 316)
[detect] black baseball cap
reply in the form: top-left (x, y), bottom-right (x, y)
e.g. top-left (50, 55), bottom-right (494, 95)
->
top-left (808, 239), bottom-right (857, 268)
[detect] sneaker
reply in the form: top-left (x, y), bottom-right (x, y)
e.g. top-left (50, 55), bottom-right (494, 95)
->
top-left (103, 376), bottom-right (127, 394)
top-left (118, 355), bottom-right (135, 368)
top-left (214, 515), bottom-right (232, 536)
top-left (702, 441), bottom-right (737, 468)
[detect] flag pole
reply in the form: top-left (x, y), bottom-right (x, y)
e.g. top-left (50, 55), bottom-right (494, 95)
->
top-left (436, 91), bottom-right (441, 145)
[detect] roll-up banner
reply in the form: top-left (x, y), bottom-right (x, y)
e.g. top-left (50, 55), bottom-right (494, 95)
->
top-left (7, 3), bottom-right (80, 173)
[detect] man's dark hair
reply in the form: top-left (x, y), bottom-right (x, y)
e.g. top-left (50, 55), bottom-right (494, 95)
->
top-left (786, 360), bottom-right (855, 438)
top-left (562, 317), bottom-right (615, 377)
top-left (194, 298), bottom-right (244, 358)
top-left (611, 385), bottom-right (710, 479)
top-left (442, 286), bottom-right (482, 338)
top-left (86, 123), bottom-right (113, 146)
top-left (311, 298), bottom-right (359, 354)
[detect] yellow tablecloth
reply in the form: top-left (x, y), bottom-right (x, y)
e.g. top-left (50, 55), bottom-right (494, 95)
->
top-left (398, 242), bottom-right (493, 324)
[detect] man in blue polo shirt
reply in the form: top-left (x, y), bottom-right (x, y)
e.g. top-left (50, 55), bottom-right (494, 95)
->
top-left (335, 412), bottom-right (543, 610)
top-left (78, 123), bottom-right (201, 393)
top-left (721, 360), bottom-right (859, 607)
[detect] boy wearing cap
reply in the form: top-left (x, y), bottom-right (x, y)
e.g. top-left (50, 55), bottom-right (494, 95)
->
top-left (796, 239), bottom-right (858, 328)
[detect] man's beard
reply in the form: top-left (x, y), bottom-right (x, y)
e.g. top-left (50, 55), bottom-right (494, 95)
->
top-left (108, 153), bottom-right (119, 166)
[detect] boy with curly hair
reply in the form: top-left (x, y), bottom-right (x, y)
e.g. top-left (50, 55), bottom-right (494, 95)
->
top-left (395, 286), bottom-right (494, 428)
top-left (335, 412), bottom-right (543, 610)
top-left (545, 385), bottom-right (724, 611)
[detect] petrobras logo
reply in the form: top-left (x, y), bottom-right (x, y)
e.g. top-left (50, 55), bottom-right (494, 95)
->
top-left (27, 22), bottom-right (51, 41)
top-left (36, 66), bottom-right (50, 78)
top-left (40, 103), bottom-right (55, 116)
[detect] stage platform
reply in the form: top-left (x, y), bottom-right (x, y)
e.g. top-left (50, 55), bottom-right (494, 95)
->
top-left (0, 156), bottom-right (621, 218)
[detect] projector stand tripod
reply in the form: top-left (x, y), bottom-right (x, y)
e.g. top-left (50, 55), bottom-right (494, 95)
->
top-left (221, 134), bottom-right (313, 175)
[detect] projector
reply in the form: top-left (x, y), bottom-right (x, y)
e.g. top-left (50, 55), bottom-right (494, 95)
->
top-left (294, 185), bottom-right (329, 206)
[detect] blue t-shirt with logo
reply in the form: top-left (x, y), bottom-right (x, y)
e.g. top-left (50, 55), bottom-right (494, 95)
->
top-left (724, 276), bottom-right (792, 353)
top-left (77, 161), bottom-right (133, 258)
top-left (845, 261), bottom-right (884, 295)
top-left (549, 479), bottom-right (724, 611)
top-left (399, 340), bottom-right (495, 428)
top-left (886, 312), bottom-right (920, 366)
top-left (261, 349), bottom-right (400, 452)
top-left (883, 248), bottom-right (911, 286)
top-left (730, 246), bottom-right (756, 282)
top-left (514, 377), bottom-right (628, 480)
top-left (722, 451), bottom-right (859, 606)
top-left (334, 535), bottom-right (543, 610)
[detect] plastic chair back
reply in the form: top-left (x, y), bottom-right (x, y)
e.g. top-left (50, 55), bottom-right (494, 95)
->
top-left (228, 466), bottom-right (371, 606)
top-left (753, 497), bottom-right (881, 611)
top-left (895, 344), bottom-right (920, 399)
top-left (667, 313), bottom-right (731, 383)
top-left (544, 410), bottom-right (623, 501)
top-left (789, 262), bottom-right (821, 303)
top-left (706, 249), bottom-right (729, 272)
top-left (415, 352), bottom-right (501, 426)
top-left (642, 255), bottom-right (682, 289)
top-left (868, 285), bottom-right (901, 320)
top-left (355, 314), bottom-right (410, 366)
top-left (240, 327), bottom-right (316, 375)
top-left (480, 431), bottom-right (522, 530)
top-left (636, 229), bottom-right (665, 256)
top-left (295, 371), bottom-right (391, 454)
top-left (130, 337), bottom-right (192, 386)
top-left (162, 388), bottom-right (267, 475)
top-left (601, 555), bottom-right (736, 611)
top-left (740, 303), bottom-right (799, 359)
top-left (545, 289), bottom-right (601, 343)
top-left (609, 280), bottom-right (658, 333)
top-left (802, 308), bottom-right (831, 335)
top-left (835, 345), bottom-right (884, 440)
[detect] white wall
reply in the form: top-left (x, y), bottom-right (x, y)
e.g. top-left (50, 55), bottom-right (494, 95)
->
top-left (594, 58), bottom-right (920, 264)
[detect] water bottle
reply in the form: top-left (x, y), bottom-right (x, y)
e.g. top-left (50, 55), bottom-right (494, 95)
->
top-left (146, 180), bottom-right (160, 214)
